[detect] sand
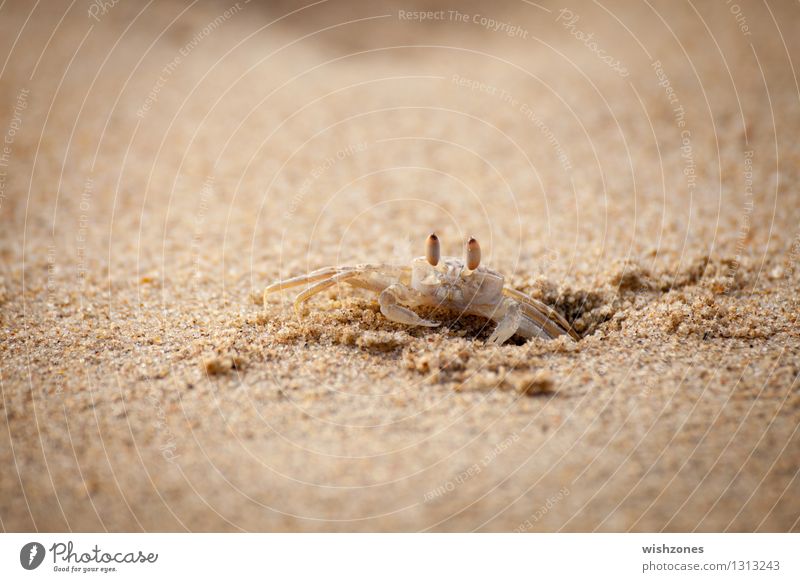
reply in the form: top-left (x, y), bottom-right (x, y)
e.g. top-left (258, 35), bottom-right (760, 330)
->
top-left (1, 0), bottom-right (798, 532)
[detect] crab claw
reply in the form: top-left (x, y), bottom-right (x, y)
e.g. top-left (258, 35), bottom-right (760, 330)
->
top-left (379, 284), bottom-right (439, 328)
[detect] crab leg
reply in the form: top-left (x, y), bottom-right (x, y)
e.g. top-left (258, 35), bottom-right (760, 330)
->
top-left (475, 294), bottom-right (576, 343)
top-left (263, 266), bottom-right (351, 295)
top-left (265, 264), bottom-right (411, 294)
top-left (291, 271), bottom-right (364, 315)
top-left (516, 302), bottom-right (574, 340)
top-left (502, 287), bottom-right (579, 340)
top-left (517, 308), bottom-right (568, 340)
top-left (263, 264), bottom-right (411, 309)
top-left (487, 301), bottom-right (522, 344)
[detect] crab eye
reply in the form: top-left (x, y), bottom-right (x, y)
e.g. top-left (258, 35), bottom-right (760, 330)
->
top-left (465, 237), bottom-right (481, 271)
top-left (426, 233), bottom-right (440, 266)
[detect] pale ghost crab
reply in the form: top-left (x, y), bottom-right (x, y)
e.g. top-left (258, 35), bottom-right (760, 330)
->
top-left (264, 234), bottom-right (579, 345)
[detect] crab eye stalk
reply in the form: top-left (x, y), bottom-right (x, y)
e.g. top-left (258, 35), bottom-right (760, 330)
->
top-left (426, 233), bottom-right (440, 266)
top-left (465, 237), bottom-right (481, 271)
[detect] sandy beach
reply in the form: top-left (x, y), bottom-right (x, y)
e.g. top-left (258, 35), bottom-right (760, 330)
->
top-left (1, 0), bottom-right (798, 531)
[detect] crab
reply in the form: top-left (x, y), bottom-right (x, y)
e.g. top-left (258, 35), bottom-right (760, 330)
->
top-left (264, 234), bottom-right (579, 345)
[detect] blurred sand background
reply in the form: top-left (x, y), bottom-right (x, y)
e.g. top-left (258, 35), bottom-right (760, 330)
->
top-left (1, 0), bottom-right (799, 531)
